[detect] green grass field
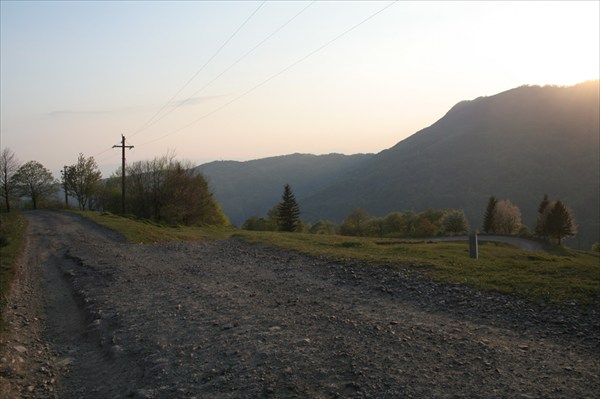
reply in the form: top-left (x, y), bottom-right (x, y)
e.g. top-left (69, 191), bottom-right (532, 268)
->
top-left (75, 211), bottom-right (236, 243)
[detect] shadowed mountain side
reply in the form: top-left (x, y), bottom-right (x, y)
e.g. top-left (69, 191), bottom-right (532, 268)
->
top-left (300, 81), bottom-right (599, 248)
top-left (196, 153), bottom-right (373, 226)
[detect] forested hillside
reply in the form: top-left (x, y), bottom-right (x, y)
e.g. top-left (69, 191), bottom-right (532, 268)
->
top-left (196, 153), bottom-right (372, 226)
top-left (301, 81), bottom-right (599, 247)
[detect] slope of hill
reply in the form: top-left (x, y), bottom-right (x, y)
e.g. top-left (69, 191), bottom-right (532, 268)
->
top-left (196, 153), bottom-right (372, 226)
top-left (300, 81), bottom-right (599, 247)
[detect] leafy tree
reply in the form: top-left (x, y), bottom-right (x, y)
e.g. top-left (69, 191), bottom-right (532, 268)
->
top-left (492, 199), bottom-right (522, 235)
top-left (11, 161), bottom-right (57, 210)
top-left (441, 210), bottom-right (470, 236)
top-left (544, 200), bottom-right (577, 245)
top-left (401, 211), bottom-right (419, 237)
top-left (160, 164), bottom-right (228, 226)
top-left (340, 208), bottom-right (370, 236)
top-left (364, 217), bottom-right (386, 237)
top-left (383, 212), bottom-right (405, 237)
top-left (121, 153), bottom-right (227, 226)
top-left (308, 220), bottom-right (338, 235)
top-left (0, 148), bottom-right (20, 212)
top-left (242, 215), bottom-right (278, 231)
top-left (414, 215), bottom-right (438, 237)
top-left (482, 196), bottom-right (497, 233)
top-left (94, 174), bottom-right (121, 213)
top-left (64, 153), bottom-right (102, 210)
top-left (276, 184), bottom-right (301, 232)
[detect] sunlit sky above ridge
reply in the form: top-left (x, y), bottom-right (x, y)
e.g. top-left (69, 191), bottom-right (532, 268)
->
top-left (1, 1), bottom-right (598, 178)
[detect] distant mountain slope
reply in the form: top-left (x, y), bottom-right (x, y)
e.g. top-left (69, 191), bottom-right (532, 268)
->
top-left (301, 81), bottom-right (599, 247)
top-left (196, 153), bottom-right (372, 226)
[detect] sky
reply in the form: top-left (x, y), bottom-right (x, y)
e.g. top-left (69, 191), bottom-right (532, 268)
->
top-left (1, 0), bottom-right (599, 178)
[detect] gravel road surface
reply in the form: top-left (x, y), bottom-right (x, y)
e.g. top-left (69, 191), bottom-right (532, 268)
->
top-left (1, 211), bottom-right (598, 398)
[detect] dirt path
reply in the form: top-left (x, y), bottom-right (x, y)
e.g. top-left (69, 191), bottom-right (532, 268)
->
top-left (1, 211), bottom-right (599, 398)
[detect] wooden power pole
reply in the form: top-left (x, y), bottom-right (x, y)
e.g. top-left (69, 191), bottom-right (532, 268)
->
top-left (113, 134), bottom-right (134, 214)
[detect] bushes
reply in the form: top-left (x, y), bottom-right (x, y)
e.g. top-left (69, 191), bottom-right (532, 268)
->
top-left (101, 154), bottom-right (228, 227)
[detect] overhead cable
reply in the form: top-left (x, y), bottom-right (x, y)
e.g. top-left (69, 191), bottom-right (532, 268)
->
top-left (133, 0), bottom-right (316, 133)
top-left (138, 0), bottom-right (399, 148)
top-left (130, 1), bottom-right (267, 138)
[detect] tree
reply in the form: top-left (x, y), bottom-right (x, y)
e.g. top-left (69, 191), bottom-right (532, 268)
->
top-left (64, 153), bottom-right (102, 210)
top-left (364, 217), bottom-right (385, 237)
top-left (544, 200), bottom-right (577, 245)
top-left (383, 212), bottom-right (405, 237)
top-left (534, 193), bottom-right (550, 238)
top-left (414, 215), bottom-right (438, 237)
top-left (492, 199), bottom-right (522, 235)
top-left (276, 184), bottom-right (301, 232)
top-left (441, 210), bottom-right (470, 236)
top-left (0, 148), bottom-right (20, 212)
top-left (482, 196), bottom-right (497, 233)
top-left (308, 220), bottom-right (338, 235)
top-left (103, 153), bottom-right (228, 226)
top-left (340, 208), bottom-right (370, 236)
top-left (11, 161), bottom-right (56, 210)
top-left (160, 165), bottom-right (228, 226)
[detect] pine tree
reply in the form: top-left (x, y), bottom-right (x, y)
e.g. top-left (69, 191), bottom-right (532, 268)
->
top-left (545, 200), bottom-right (577, 245)
top-left (534, 193), bottom-right (550, 238)
top-left (482, 196), bottom-right (497, 233)
top-left (277, 184), bottom-right (301, 232)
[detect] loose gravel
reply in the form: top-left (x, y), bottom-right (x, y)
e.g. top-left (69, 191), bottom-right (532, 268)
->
top-left (1, 211), bottom-right (598, 398)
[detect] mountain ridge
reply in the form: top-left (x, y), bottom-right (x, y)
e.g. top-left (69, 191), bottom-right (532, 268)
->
top-left (198, 81), bottom-right (599, 247)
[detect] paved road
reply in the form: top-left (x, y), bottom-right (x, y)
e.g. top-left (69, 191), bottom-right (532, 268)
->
top-left (427, 235), bottom-right (548, 252)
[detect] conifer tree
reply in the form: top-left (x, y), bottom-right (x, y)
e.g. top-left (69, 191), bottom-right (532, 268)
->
top-left (482, 196), bottom-right (497, 233)
top-left (545, 200), bottom-right (577, 245)
top-left (276, 184), bottom-right (301, 232)
top-left (534, 193), bottom-right (550, 238)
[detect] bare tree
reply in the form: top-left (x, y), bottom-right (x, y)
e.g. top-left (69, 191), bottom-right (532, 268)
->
top-left (0, 148), bottom-right (20, 212)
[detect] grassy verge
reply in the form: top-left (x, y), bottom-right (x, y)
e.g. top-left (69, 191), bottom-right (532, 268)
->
top-left (75, 212), bottom-right (600, 305)
top-left (234, 231), bottom-right (600, 305)
top-left (74, 211), bottom-right (236, 243)
top-left (0, 212), bottom-right (28, 326)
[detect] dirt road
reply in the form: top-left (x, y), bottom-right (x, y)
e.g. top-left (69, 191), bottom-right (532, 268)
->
top-left (1, 211), bottom-right (599, 398)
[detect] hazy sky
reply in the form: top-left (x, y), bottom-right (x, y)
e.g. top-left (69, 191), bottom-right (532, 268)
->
top-left (1, 1), bottom-right (598, 178)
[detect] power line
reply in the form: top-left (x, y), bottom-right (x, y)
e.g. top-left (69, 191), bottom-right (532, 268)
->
top-left (132, 1), bottom-right (316, 134)
top-left (130, 0), bottom-right (267, 139)
top-left (138, 0), bottom-right (399, 148)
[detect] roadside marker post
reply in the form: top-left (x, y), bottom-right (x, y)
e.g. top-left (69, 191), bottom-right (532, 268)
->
top-left (469, 232), bottom-right (479, 259)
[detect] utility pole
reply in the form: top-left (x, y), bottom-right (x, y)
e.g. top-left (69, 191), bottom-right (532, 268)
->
top-left (113, 134), bottom-right (134, 214)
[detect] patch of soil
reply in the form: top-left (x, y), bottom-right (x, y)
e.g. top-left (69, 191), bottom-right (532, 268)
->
top-left (1, 211), bottom-right (599, 398)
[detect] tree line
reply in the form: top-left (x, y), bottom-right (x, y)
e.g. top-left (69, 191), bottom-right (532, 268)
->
top-left (242, 184), bottom-right (470, 237)
top-left (483, 194), bottom-right (576, 245)
top-left (243, 183), bottom-right (581, 247)
top-left (0, 148), bottom-right (227, 227)
top-left (0, 147), bottom-right (583, 247)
